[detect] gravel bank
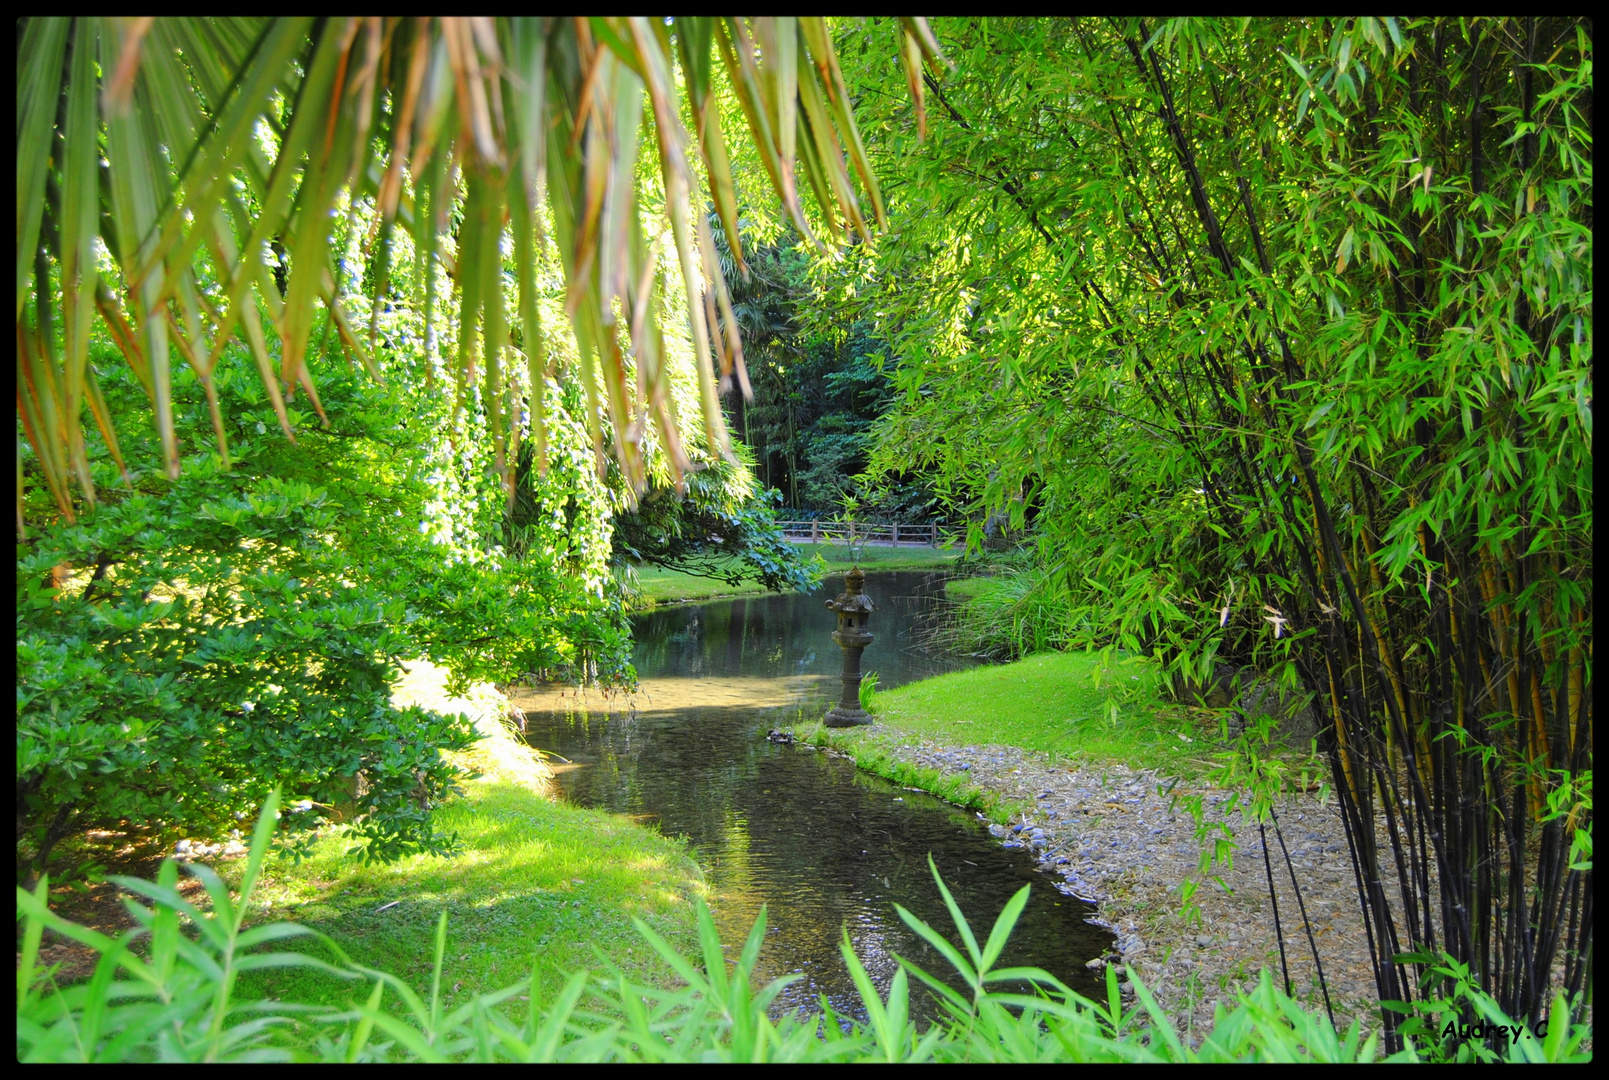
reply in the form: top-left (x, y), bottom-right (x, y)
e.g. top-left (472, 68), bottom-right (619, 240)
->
top-left (836, 730), bottom-right (1405, 1036)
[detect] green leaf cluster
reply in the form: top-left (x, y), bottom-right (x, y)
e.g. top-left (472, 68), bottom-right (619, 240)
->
top-left (18, 802), bottom-right (1593, 1062)
top-left (17, 341), bottom-right (626, 877)
top-left (824, 16), bottom-right (1591, 1035)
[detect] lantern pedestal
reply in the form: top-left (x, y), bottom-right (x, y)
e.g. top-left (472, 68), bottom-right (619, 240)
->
top-left (824, 566), bottom-right (876, 728)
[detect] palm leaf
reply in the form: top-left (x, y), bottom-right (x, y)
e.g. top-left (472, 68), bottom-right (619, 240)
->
top-left (14, 15), bottom-right (935, 533)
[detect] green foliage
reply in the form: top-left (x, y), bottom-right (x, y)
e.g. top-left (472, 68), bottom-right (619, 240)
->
top-left (858, 669), bottom-right (880, 713)
top-left (17, 18), bottom-right (938, 522)
top-left (711, 223), bottom-right (939, 519)
top-left (611, 454), bottom-right (819, 595)
top-left (19, 803), bottom-right (1592, 1062)
top-left (830, 15), bottom-right (1592, 1035)
top-left (17, 347), bottom-right (627, 877)
top-left (16, 790), bottom-right (357, 1062)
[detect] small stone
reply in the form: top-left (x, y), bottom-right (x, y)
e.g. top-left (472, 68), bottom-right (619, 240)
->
top-left (1085, 958), bottom-right (1105, 970)
top-left (1196, 935), bottom-right (1212, 947)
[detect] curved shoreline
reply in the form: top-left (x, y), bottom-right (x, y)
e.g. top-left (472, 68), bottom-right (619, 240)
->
top-left (801, 723), bottom-right (1398, 1037)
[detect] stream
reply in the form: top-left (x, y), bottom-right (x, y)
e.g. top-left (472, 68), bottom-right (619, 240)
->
top-left (512, 570), bottom-right (1112, 1019)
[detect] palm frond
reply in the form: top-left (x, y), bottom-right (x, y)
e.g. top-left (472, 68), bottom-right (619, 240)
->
top-left (15, 16), bottom-right (940, 534)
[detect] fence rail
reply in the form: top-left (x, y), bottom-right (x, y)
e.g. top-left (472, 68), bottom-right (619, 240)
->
top-left (776, 520), bottom-right (940, 547)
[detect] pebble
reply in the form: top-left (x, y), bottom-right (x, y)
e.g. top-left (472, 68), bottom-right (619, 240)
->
top-left (857, 732), bottom-right (1451, 1037)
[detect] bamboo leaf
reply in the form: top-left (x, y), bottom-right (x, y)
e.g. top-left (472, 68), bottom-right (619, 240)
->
top-left (803, 22), bottom-right (888, 230)
top-left (899, 22), bottom-right (928, 139)
top-left (796, 54), bottom-right (868, 242)
top-left (508, 160), bottom-right (549, 478)
top-left (718, 19), bottom-right (817, 247)
top-left (508, 18), bottom-right (550, 218)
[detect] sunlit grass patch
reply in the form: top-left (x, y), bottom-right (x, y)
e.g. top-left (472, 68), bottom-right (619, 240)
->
top-left (622, 543), bottom-right (960, 609)
top-left (872, 651), bottom-right (1210, 775)
top-left (223, 663), bottom-right (706, 1015)
top-left (227, 778), bottom-right (706, 1014)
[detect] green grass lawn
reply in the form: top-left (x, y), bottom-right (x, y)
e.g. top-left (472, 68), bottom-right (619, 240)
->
top-left (624, 542), bottom-right (960, 609)
top-left (224, 665), bottom-right (705, 1015)
top-left (876, 651), bottom-right (1201, 768)
top-left (228, 780), bottom-right (704, 1014)
top-left (797, 651), bottom-right (1223, 802)
top-left (942, 575), bottom-right (996, 601)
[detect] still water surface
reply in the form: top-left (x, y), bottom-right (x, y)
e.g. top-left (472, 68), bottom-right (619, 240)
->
top-left (513, 570), bottom-right (1110, 1017)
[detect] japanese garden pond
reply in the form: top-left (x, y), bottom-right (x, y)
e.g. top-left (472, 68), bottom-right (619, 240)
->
top-left (511, 570), bottom-right (1112, 1018)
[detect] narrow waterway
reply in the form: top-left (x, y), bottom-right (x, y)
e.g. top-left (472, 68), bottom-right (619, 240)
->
top-left (512, 570), bottom-right (1111, 1018)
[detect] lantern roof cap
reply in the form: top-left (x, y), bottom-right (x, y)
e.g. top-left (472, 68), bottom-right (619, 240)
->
top-left (827, 566), bottom-right (876, 614)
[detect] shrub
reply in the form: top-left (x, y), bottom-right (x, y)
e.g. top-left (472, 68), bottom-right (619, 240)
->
top-left (17, 356), bottom-right (627, 878)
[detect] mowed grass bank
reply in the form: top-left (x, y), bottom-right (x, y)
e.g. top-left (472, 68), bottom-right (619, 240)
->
top-left (623, 541), bottom-right (960, 608)
top-left (225, 664), bottom-right (705, 1014)
top-left (797, 651), bottom-right (1219, 814)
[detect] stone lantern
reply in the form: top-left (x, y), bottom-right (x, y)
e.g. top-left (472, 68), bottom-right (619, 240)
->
top-left (825, 566), bottom-right (876, 727)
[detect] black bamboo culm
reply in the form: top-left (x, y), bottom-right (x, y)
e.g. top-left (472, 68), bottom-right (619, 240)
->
top-left (1272, 805), bottom-right (1337, 1030)
top-left (1258, 819), bottom-right (1294, 999)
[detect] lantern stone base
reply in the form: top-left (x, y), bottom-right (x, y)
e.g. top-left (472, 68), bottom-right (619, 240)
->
top-left (824, 702), bottom-right (873, 727)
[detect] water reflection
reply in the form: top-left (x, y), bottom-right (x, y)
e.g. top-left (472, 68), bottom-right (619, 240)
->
top-left (513, 571), bottom-right (1110, 1018)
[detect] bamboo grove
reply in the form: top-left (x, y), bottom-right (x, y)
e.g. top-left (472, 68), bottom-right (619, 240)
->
top-left (839, 18), bottom-right (1590, 1040)
top-left (15, 16), bottom-right (942, 533)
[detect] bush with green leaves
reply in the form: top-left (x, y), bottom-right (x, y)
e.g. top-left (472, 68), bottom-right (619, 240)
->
top-left (16, 795), bottom-right (1592, 1063)
top-left (610, 453), bottom-right (819, 595)
top-left (17, 350), bottom-right (628, 879)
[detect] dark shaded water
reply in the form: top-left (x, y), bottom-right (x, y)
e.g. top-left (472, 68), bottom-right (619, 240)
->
top-left (513, 571), bottom-right (1111, 1018)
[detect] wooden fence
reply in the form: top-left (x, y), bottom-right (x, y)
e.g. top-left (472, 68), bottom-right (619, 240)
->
top-left (776, 520), bottom-right (940, 547)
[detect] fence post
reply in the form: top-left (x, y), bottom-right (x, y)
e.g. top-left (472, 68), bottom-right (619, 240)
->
top-left (811, 520), bottom-right (818, 543)
top-left (893, 524), bottom-right (900, 545)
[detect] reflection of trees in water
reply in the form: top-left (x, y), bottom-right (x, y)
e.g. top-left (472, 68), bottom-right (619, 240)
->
top-left (628, 571), bottom-right (969, 688)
